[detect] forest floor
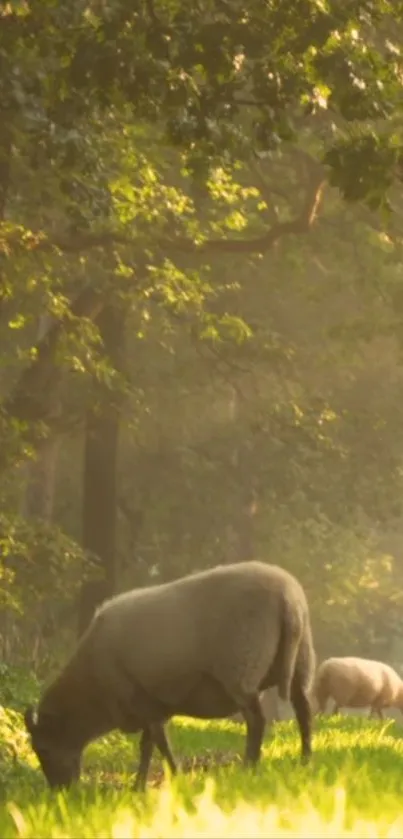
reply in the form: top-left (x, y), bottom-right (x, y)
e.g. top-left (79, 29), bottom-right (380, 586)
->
top-left (1, 672), bottom-right (403, 837)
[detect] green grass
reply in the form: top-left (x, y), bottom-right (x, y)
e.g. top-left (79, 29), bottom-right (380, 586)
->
top-left (2, 709), bottom-right (403, 838)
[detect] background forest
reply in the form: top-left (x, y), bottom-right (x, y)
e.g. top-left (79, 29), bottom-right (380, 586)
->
top-left (1, 0), bottom-right (403, 676)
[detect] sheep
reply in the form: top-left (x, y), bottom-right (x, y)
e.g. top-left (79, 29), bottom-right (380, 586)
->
top-left (314, 656), bottom-right (403, 719)
top-left (23, 559), bottom-right (316, 792)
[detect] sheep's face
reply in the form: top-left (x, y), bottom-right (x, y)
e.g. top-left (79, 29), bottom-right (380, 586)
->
top-left (24, 705), bottom-right (82, 789)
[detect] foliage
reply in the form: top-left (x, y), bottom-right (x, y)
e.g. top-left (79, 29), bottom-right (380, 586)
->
top-left (2, 0), bottom-right (403, 180)
top-left (1, 0), bottom-right (403, 666)
top-left (0, 513), bottom-right (99, 669)
top-left (0, 512), bottom-right (96, 613)
top-left (0, 664), bottom-right (39, 713)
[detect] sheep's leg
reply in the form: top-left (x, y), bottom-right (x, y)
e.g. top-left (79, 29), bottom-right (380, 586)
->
top-left (332, 703), bottom-right (339, 715)
top-left (134, 727), bottom-right (154, 792)
top-left (242, 694), bottom-right (266, 766)
top-left (370, 706), bottom-right (384, 720)
top-left (290, 676), bottom-right (312, 764)
top-left (314, 693), bottom-right (328, 715)
top-left (151, 723), bottom-right (178, 778)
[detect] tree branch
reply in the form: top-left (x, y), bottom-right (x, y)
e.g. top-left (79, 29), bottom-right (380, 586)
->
top-left (0, 169), bottom-right (325, 474)
top-left (183, 170), bottom-right (325, 253)
top-left (1, 168), bottom-right (326, 260)
top-left (0, 230), bottom-right (129, 254)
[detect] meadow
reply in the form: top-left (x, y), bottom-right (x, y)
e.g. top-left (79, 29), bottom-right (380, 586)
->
top-left (1, 671), bottom-right (403, 838)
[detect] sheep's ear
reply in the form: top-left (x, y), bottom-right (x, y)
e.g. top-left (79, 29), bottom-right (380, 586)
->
top-left (24, 705), bottom-right (38, 734)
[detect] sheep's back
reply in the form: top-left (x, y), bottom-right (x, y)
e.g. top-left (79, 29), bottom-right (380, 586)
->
top-left (90, 585), bottom-right (206, 703)
top-left (89, 561), bottom-right (304, 705)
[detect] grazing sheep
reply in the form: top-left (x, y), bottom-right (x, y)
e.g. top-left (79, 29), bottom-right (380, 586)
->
top-left (314, 656), bottom-right (403, 718)
top-left (24, 560), bottom-right (316, 791)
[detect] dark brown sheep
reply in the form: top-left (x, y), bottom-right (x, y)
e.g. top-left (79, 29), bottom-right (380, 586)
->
top-left (24, 560), bottom-right (316, 791)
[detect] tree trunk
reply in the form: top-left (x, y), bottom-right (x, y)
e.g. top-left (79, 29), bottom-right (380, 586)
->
top-left (20, 437), bottom-right (60, 521)
top-left (0, 122), bottom-right (11, 220)
top-left (20, 315), bottom-right (61, 522)
top-left (11, 315), bottom-right (62, 663)
top-left (227, 490), bottom-right (259, 563)
top-left (20, 315), bottom-right (60, 521)
top-left (224, 386), bottom-right (258, 563)
top-left (78, 303), bottom-right (125, 636)
top-left (0, 122), bottom-right (11, 323)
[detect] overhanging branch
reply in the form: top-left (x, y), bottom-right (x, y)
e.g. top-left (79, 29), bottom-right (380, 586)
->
top-left (172, 170), bottom-right (325, 254)
top-left (0, 170), bottom-right (325, 474)
top-left (1, 171), bottom-right (326, 259)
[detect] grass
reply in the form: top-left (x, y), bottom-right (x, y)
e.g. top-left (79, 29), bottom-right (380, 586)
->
top-left (2, 702), bottom-right (403, 838)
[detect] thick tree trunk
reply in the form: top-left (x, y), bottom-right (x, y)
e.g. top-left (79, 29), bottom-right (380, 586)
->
top-left (78, 303), bottom-right (125, 637)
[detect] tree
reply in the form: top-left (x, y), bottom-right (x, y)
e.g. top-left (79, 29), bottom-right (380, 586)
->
top-left (2, 0), bottom-right (403, 659)
top-left (1, 0), bottom-right (402, 470)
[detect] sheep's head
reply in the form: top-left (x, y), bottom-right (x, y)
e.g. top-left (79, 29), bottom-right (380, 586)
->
top-left (24, 705), bottom-right (82, 789)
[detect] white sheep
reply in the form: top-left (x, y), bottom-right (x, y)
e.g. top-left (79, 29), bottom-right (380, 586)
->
top-left (314, 656), bottom-right (403, 718)
top-left (24, 560), bottom-right (316, 791)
